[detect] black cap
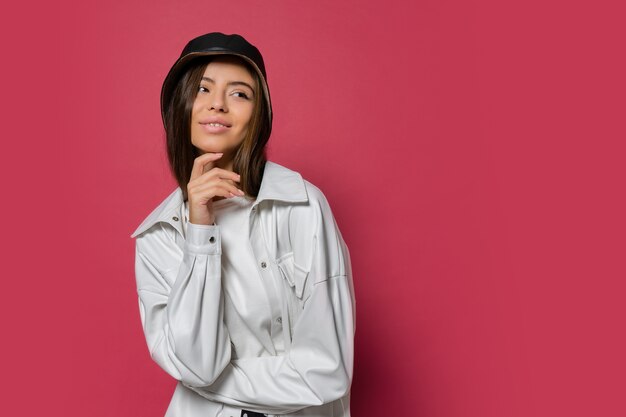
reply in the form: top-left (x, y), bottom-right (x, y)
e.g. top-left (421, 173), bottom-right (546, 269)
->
top-left (160, 32), bottom-right (272, 129)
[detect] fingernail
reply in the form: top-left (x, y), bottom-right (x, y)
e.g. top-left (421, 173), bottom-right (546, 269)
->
top-left (238, 189), bottom-right (245, 195)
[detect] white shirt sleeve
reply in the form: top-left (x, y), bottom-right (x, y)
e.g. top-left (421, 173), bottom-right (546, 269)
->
top-left (134, 223), bottom-right (232, 387)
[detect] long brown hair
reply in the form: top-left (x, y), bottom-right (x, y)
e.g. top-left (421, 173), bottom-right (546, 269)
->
top-left (163, 56), bottom-right (271, 200)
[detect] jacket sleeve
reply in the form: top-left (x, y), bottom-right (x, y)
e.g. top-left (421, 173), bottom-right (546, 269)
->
top-left (134, 222), bottom-right (232, 387)
top-left (185, 190), bottom-right (356, 415)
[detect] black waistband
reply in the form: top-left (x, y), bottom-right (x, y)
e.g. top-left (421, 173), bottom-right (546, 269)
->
top-left (241, 410), bottom-right (266, 417)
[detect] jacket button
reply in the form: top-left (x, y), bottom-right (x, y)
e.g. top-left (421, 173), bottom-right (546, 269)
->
top-left (172, 216), bottom-right (179, 221)
top-left (276, 317), bottom-right (282, 324)
top-left (209, 236), bottom-right (215, 243)
top-left (260, 261), bottom-right (267, 268)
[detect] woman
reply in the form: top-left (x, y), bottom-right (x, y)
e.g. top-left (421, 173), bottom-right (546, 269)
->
top-left (131, 32), bottom-right (355, 417)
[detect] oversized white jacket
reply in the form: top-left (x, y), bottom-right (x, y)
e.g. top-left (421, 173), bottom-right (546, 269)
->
top-left (130, 161), bottom-right (356, 417)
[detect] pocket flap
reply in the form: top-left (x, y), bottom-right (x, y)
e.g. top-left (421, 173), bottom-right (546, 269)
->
top-left (276, 253), bottom-right (309, 299)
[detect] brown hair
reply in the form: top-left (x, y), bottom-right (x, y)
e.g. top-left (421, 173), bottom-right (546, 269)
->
top-left (163, 56), bottom-right (270, 200)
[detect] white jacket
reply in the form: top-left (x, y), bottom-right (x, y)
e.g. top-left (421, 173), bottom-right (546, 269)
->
top-left (130, 161), bottom-right (355, 417)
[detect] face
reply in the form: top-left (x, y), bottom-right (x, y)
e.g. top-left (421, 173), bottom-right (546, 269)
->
top-left (190, 57), bottom-right (256, 156)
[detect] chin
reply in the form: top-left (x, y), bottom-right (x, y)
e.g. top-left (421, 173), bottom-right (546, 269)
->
top-left (193, 144), bottom-right (237, 156)
top-left (191, 135), bottom-right (243, 156)
top-left (195, 146), bottom-right (222, 153)
top-left (192, 140), bottom-right (224, 154)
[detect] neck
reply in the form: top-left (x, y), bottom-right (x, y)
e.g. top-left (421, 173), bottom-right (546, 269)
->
top-left (199, 150), bottom-right (236, 173)
top-left (214, 155), bottom-right (235, 172)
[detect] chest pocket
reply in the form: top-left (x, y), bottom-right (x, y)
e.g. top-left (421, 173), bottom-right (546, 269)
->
top-left (276, 252), bottom-right (312, 333)
top-left (276, 252), bottom-right (309, 299)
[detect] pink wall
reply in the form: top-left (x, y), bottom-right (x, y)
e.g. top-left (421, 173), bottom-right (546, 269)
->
top-left (4, 0), bottom-right (625, 416)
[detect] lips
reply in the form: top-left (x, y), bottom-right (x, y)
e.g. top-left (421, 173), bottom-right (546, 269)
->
top-left (198, 117), bottom-right (231, 134)
top-left (199, 116), bottom-right (231, 128)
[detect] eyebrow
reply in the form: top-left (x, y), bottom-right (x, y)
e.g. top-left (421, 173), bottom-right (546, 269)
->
top-left (201, 77), bottom-right (255, 93)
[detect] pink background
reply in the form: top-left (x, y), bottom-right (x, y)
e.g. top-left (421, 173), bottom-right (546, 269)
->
top-left (3, 0), bottom-right (625, 416)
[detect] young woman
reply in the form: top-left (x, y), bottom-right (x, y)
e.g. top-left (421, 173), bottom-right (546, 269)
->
top-left (131, 32), bottom-right (355, 417)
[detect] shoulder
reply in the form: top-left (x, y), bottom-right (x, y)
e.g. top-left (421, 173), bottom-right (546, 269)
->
top-left (302, 178), bottom-right (328, 201)
top-left (130, 188), bottom-right (185, 239)
top-left (263, 161), bottom-right (328, 202)
top-left (259, 160), bottom-right (332, 224)
top-left (302, 179), bottom-right (333, 215)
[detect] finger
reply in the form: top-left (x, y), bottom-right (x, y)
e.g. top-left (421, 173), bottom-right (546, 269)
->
top-left (193, 180), bottom-right (245, 198)
top-left (223, 179), bottom-right (237, 188)
top-left (202, 184), bottom-right (240, 201)
top-left (188, 186), bottom-right (228, 206)
top-left (222, 182), bottom-right (246, 196)
top-left (202, 179), bottom-right (245, 196)
top-left (190, 153), bottom-right (223, 181)
top-left (202, 167), bottom-right (241, 182)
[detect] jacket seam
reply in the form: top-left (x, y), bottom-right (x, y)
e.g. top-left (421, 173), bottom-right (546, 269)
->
top-left (313, 274), bottom-right (347, 286)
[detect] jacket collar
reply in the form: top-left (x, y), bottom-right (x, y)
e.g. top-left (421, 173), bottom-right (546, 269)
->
top-left (130, 161), bottom-right (308, 238)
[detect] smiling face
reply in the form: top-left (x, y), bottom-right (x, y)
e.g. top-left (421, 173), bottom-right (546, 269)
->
top-left (190, 57), bottom-right (256, 157)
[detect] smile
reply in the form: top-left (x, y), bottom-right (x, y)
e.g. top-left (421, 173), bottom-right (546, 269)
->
top-left (199, 122), bottom-right (231, 134)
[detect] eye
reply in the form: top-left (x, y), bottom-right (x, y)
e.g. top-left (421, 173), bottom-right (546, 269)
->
top-left (233, 91), bottom-right (250, 99)
top-left (198, 86), bottom-right (209, 93)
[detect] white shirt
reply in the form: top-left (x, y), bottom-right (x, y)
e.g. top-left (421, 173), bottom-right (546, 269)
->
top-left (185, 196), bottom-right (285, 359)
top-left (131, 161), bottom-right (355, 417)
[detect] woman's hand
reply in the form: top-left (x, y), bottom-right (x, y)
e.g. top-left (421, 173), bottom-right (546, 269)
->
top-left (187, 153), bottom-right (245, 225)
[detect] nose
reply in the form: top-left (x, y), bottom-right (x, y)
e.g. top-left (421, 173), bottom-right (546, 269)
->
top-left (209, 90), bottom-right (227, 112)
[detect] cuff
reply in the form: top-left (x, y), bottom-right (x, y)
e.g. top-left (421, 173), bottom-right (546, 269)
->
top-left (184, 223), bottom-right (221, 255)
